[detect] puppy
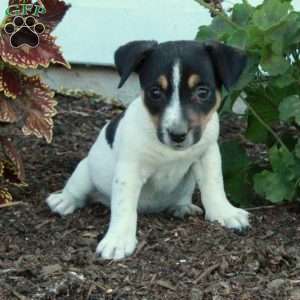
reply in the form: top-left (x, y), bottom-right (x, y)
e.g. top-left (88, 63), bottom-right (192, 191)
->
top-left (46, 40), bottom-right (249, 260)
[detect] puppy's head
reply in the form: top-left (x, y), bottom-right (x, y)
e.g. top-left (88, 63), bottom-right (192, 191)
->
top-left (115, 40), bottom-right (247, 150)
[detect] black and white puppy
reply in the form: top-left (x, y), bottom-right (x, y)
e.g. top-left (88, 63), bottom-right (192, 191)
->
top-left (46, 40), bottom-right (249, 260)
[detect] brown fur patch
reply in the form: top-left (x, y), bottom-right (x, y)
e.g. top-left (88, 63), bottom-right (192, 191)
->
top-left (189, 91), bottom-right (222, 129)
top-left (187, 74), bottom-right (201, 89)
top-left (200, 91), bottom-right (222, 129)
top-left (158, 75), bottom-right (168, 91)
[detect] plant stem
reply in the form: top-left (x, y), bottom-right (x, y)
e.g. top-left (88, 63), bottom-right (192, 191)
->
top-left (194, 0), bottom-right (244, 31)
top-left (241, 95), bottom-right (290, 152)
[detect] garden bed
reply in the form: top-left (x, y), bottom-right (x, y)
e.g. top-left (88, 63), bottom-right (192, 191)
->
top-left (1, 95), bottom-right (300, 300)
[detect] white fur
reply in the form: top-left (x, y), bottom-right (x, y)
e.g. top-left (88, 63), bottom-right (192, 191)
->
top-left (161, 62), bottom-right (190, 146)
top-left (46, 96), bottom-right (249, 260)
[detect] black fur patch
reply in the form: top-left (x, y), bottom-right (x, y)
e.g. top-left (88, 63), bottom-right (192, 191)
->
top-left (105, 111), bottom-right (125, 148)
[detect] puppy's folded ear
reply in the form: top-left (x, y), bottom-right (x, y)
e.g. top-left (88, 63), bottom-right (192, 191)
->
top-left (205, 41), bottom-right (247, 90)
top-left (115, 40), bottom-right (158, 88)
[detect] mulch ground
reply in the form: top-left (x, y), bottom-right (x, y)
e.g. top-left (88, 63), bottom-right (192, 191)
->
top-left (1, 95), bottom-right (300, 300)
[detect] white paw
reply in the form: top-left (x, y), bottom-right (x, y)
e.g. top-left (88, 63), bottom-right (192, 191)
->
top-left (169, 203), bottom-right (203, 219)
top-left (205, 204), bottom-right (249, 231)
top-left (46, 191), bottom-right (77, 216)
top-left (96, 231), bottom-right (137, 260)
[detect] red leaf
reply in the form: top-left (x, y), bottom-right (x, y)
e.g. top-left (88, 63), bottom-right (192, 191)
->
top-left (0, 0), bottom-right (70, 69)
top-left (0, 94), bottom-right (18, 123)
top-left (19, 75), bottom-right (57, 143)
top-left (0, 66), bottom-right (22, 99)
top-left (0, 71), bottom-right (57, 142)
top-left (38, 0), bottom-right (71, 32)
top-left (0, 31), bottom-right (70, 69)
top-left (0, 136), bottom-right (25, 182)
top-left (1, 159), bottom-right (24, 186)
top-left (7, 0), bottom-right (70, 31)
top-left (0, 187), bottom-right (13, 205)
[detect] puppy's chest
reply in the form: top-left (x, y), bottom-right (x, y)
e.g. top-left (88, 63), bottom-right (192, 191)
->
top-left (147, 160), bottom-right (193, 193)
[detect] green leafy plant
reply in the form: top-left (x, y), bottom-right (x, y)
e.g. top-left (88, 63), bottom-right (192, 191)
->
top-left (195, 0), bottom-right (300, 205)
top-left (0, 0), bottom-right (70, 206)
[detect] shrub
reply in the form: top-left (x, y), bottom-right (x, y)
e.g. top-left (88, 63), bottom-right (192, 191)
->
top-left (0, 0), bottom-right (70, 205)
top-left (195, 0), bottom-right (300, 206)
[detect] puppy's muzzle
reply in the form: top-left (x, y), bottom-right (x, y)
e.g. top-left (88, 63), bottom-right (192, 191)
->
top-left (167, 129), bottom-right (187, 143)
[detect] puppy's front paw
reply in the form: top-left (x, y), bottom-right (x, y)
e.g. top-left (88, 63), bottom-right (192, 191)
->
top-left (169, 203), bottom-right (203, 219)
top-left (96, 231), bottom-right (137, 260)
top-left (46, 192), bottom-right (77, 216)
top-left (206, 204), bottom-right (249, 231)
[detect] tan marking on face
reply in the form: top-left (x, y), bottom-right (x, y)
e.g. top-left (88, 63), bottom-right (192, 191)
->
top-left (189, 90), bottom-right (222, 130)
top-left (187, 74), bottom-right (201, 89)
top-left (158, 75), bottom-right (168, 91)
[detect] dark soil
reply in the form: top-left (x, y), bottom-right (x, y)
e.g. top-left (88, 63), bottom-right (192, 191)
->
top-left (1, 95), bottom-right (300, 300)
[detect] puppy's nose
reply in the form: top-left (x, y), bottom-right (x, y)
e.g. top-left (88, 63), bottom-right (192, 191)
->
top-left (168, 130), bottom-right (187, 143)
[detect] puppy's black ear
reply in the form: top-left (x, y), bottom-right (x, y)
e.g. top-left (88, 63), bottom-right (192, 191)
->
top-left (205, 41), bottom-right (247, 90)
top-left (115, 40), bottom-right (158, 88)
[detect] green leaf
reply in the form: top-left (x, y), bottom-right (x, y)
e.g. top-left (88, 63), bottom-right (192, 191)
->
top-left (220, 141), bottom-right (252, 206)
top-left (246, 114), bottom-right (269, 143)
top-left (227, 30), bottom-right (248, 49)
top-left (254, 146), bottom-right (299, 203)
top-left (268, 12), bottom-right (300, 47)
top-left (248, 88), bottom-right (279, 122)
top-left (261, 52), bottom-right (290, 76)
top-left (272, 73), bottom-right (296, 88)
top-left (221, 141), bottom-right (250, 175)
top-left (230, 54), bottom-right (259, 91)
top-left (196, 26), bottom-right (217, 42)
top-left (295, 140), bottom-right (300, 159)
top-left (244, 85), bottom-right (279, 143)
top-left (279, 95), bottom-right (300, 125)
top-left (196, 15), bottom-right (235, 43)
top-left (210, 16), bottom-right (235, 36)
top-left (269, 146), bottom-right (295, 180)
top-left (246, 26), bottom-right (265, 49)
top-left (231, 2), bottom-right (254, 27)
top-left (253, 0), bottom-right (292, 31)
top-left (254, 170), bottom-right (294, 203)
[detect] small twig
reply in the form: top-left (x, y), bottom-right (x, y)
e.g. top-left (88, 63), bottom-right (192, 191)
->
top-left (194, 0), bottom-right (244, 31)
top-left (92, 281), bottom-right (106, 292)
top-left (0, 201), bottom-right (25, 209)
top-left (241, 95), bottom-right (290, 153)
top-left (156, 280), bottom-right (176, 291)
top-left (58, 110), bottom-right (90, 117)
top-left (35, 219), bottom-right (53, 230)
top-left (246, 205), bottom-right (277, 211)
top-left (3, 283), bottom-right (29, 300)
top-left (0, 268), bottom-right (18, 274)
top-left (133, 240), bottom-right (147, 256)
top-left (86, 284), bottom-right (95, 300)
top-left (194, 263), bottom-right (220, 284)
top-left (290, 279), bottom-right (300, 285)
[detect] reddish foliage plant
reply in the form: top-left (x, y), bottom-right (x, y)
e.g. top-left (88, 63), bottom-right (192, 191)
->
top-left (0, 0), bottom-right (70, 204)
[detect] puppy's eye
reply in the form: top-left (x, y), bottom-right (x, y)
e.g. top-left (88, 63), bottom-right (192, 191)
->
top-left (194, 86), bottom-right (210, 100)
top-left (149, 87), bottom-right (162, 100)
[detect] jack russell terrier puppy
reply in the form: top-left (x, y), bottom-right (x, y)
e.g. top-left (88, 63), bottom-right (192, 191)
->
top-left (46, 40), bottom-right (249, 260)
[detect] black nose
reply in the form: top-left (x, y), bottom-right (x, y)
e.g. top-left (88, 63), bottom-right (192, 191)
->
top-left (168, 131), bottom-right (187, 143)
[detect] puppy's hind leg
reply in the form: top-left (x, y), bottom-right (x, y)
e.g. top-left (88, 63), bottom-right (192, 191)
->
top-left (168, 171), bottom-right (203, 219)
top-left (46, 158), bottom-right (94, 216)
